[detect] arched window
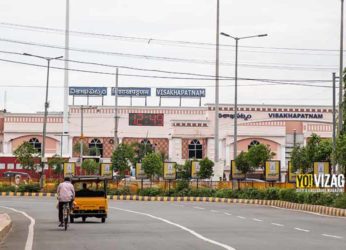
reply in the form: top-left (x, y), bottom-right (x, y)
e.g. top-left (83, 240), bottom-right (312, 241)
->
top-left (89, 138), bottom-right (103, 157)
top-left (248, 140), bottom-right (260, 149)
top-left (188, 139), bottom-right (202, 159)
top-left (29, 137), bottom-right (41, 153)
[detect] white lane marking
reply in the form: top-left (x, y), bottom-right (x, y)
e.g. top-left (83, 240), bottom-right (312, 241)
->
top-left (237, 216), bottom-right (246, 219)
top-left (193, 206), bottom-right (205, 210)
top-left (321, 234), bottom-right (343, 239)
top-left (253, 218), bottom-right (263, 222)
top-left (0, 206), bottom-right (35, 250)
top-left (224, 212), bottom-right (232, 216)
top-left (271, 223), bottom-right (284, 227)
top-left (110, 207), bottom-right (236, 250)
top-left (294, 227), bottom-right (310, 232)
top-left (210, 210), bottom-right (219, 213)
top-left (270, 206), bottom-right (346, 219)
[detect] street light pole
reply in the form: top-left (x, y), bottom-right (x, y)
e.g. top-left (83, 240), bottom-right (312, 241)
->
top-left (214, 0), bottom-right (220, 163)
top-left (220, 33), bottom-right (267, 161)
top-left (339, 0), bottom-right (344, 134)
top-left (23, 53), bottom-right (62, 184)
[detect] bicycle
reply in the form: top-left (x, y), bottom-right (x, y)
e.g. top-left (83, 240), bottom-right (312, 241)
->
top-left (62, 202), bottom-right (70, 231)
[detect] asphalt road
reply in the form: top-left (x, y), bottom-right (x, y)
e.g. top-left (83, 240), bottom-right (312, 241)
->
top-left (0, 197), bottom-right (345, 250)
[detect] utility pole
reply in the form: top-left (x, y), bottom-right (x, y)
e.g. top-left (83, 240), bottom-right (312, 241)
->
top-left (114, 68), bottom-right (119, 150)
top-left (214, 0), bottom-right (220, 163)
top-left (339, 0), bottom-right (344, 134)
top-left (63, 0), bottom-right (70, 156)
top-left (80, 105), bottom-right (84, 163)
top-left (23, 53), bottom-right (63, 187)
top-left (333, 73), bottom-right (337, 173)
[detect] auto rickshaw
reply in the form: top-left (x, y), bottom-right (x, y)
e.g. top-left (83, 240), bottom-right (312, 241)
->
top-left (70, 176), bottom-right (109, 223)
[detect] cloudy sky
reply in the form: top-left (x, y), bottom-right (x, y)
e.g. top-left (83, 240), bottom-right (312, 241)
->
top-left (0, 0), bottom-right (343, 113)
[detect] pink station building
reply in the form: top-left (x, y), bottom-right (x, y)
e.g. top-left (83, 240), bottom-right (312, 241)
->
top-left (0, 104), bottom-right (333, 180)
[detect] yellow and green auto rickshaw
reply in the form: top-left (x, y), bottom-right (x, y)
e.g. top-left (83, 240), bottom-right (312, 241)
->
top-left (70, 176), bottom-right (110, 223)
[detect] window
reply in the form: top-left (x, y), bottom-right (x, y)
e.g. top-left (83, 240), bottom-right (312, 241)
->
top-left (188, 139), bottom-right (203, 159)
top-left (0, 163), bottom-right (5, 170)
top-left (16, 164), bottom-right (22, 170)
top-left (89, 138), bottom-right (103, 157)
top-left (248, 140), bottom-right (260, 150)
top-left (29, 138), bottom-right (41, 153)
top-left (7, 164), bottom-right (14, 170)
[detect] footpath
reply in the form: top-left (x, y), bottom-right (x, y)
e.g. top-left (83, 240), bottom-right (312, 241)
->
top-left (0, 213), bottom-right (12, 243)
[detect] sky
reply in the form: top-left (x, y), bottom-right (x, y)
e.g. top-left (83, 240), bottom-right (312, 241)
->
top-left (0, 0), bottom-right (343, 113)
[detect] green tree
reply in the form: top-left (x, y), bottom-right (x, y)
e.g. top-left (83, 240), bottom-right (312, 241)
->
top-left (132, 142), bottom-right (154, 163)
top-left (141, 152), bottom-right (163, 181)
top-left (111, 143), bottom-right (135, 177)
top-left (73, 142), bottom-right (89, 156)
top-left (176, 160), bottom-right (192, 180)
top-left (247, 144), bottom-right (275, 168)
top-left (13, 141), bottom-right (40, 173)
top-left (334, 134), bottom-right (346, 174)
top-left (198, 157), bottom-right (214, 179)
top-left (48, 154), bottom-right (66, 177)
top-left (234, 151), bottom-right (253, 177)
top-left (81, 159), bottom-right (99, 175)
top-left (291, 146), bottom-right (309, 173)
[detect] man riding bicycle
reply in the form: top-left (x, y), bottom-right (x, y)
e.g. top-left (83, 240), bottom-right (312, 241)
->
top-left (57, 176), bottom-right (75, 227)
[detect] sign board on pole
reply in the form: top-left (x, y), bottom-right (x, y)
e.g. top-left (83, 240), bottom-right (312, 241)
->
top-left (163, 162), bottom-right (177, 180)
top-left (69, 87), bottom-right (107, 96)
top-left (156, 88), bottom-right (206, 97)
top-left (63, 162), bottom-right (76, 177)
top-left (230, 160), bottom-right (246, 180)
top-left (100, 163), bottom-right (112, 177)
top-left (191, 161), bottom-right (200, 179)
top-left (136, 163), bottom-right (147, 179)
top-left (313, 162), bottom-right (330, 175)
top-left (111, 87), bottom-right (151, 97)
top-left (287, 161), bottom-right (299, 183)
top-left (264, 161), bottom-right (281, 182)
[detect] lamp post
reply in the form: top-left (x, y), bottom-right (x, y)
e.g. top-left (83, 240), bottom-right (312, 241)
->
top-left (339, 0), bottom-right (344, 134)
top-left (220, 33), bottom-right (267, 161)
top-left (23, 53), bottom-right (62, 185)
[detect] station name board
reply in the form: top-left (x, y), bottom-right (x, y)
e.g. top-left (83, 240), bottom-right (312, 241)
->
top-left (111, 87), bottom-right (151, 97)
top-left (69, 87), bottom-right (107, 96)
top-left (268, 113), bottom-right (323, 119)
top-left (218, 113), bottom-right (252, 121)
top-left (156, 88), bottom-right (206, 97)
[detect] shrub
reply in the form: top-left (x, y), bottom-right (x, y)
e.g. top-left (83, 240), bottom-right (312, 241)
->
top-left (138, 188), bottom-right (163, 196)
top-left (17, 184), bottom-right (40, 193)
top-left (238, 188), bottom-right (265, 199)
top-left (108, 186), bottom-right (131, 195)
top-left (215, 189), bottom-right (235, 198)
top-left (279, 189), bottom-right (298, 203)
top-left (0, 184), bottom-right (16, 192)
top-left (176, 180), bottom-right (189, 191)
top-left (315, 193), bottom-right (337, 206)
top-left (263, 188), bottom-right (280, 200)
top-left (190, 188), bottom-right (215, 197)
top-left (334, 193), bottom-right (346, 209)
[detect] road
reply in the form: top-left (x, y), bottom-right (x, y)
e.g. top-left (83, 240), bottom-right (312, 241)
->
top-left (0, 197), bottom-right (345, 250)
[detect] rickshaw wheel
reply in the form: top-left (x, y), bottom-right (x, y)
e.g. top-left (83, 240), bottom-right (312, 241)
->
top-left (101, 217), bottom-right (106, 223)
top-left (82, 217), bottom-right (86, 222)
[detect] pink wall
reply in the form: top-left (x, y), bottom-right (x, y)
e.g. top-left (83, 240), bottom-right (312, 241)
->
top-left (11, 135), bottom-right (58, 154)
top-left (236, 138), bottom-right (280, 159)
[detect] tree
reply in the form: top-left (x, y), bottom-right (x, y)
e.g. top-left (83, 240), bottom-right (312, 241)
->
top-left (48, 154), bottom-right (66, 177)
top-left (291, 146), bottom-right (309, 173)
top-left (13, 141), bottom-right (40, 173)
top-left (291, 134), bottom-right (332, 173)
top-left (132, 142), bottom-right (154, 163)
top-left (111, 143), bottom-right (135, 177)
top-left (81, 159), bottom-right (99, 175)
top-left (234, 151), bottom-right (253, 177)
top-left (247, 144), bottom-right (275, 168)
top-left (198, 157), bottom-right (214, 179)
top-left (334, 134), bottom-right (346, 174)
top-left (141, 152), bottom-right (163, 181)
top-left (73, 142), bottom-right (89, 156)
top-left (176, 160), bottom-right (192, 180)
